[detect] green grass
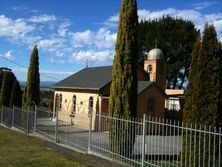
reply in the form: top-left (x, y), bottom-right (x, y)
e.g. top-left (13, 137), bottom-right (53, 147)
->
top-left (0, 126), bottom-right (125, 167)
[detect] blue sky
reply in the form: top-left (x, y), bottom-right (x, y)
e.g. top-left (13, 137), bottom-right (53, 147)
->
top-left (0, 0), bottom-right (222, 82)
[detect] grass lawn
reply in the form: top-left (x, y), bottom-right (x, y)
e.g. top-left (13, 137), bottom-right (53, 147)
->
top-left (0, 126), bottom-right (126, 167)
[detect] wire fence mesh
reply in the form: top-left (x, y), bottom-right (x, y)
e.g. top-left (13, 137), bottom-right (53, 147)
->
top-left (0, 105), bottom-right (221, 167)
top-left (13, 106), bottom-right (28, 132)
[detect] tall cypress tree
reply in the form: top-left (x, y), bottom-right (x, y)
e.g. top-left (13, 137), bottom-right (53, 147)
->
top-left (194, 24), bottom-right (222, 127)
top-left (184, 24), bottom-right (222, 126)
top-left (22, 45), bottom-right (40, 109)
top-left (0, 67), bottom-right (11, 95)
top-left (9, 80), bottom-right (22, 108)
top-left (183, 33), bottom-right (201, 123)
top-left (0, 71), bottom-right (16, 107)
top-left (183, 24), bottom-right (222, 167)
top-left (182, 34), bottom-right (201, 166)
top-left (0, 72), bottom-right (3, 96)
top-left (108, 0), bottom-right (138, 157)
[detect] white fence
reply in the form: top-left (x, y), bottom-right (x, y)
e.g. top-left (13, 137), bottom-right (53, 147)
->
top-left (0, 105), bottom-right (221, 167)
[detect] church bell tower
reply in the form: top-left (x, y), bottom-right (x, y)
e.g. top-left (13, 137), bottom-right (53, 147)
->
top-left (144, 48), bottom-right (167, 90)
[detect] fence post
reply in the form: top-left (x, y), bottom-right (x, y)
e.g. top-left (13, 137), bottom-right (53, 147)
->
top-left (1, 106), bottom-right (3, 123)
top-left (88, 111), bottom-right (93, 153)
top-left (55, 108), bottom-right (58, 143)
top-left (26, 106), bottom-right (30, 134)
top-left (142, 114), bottom-right (146, 167)
top-left (12, 105), bottom-right (15, 127)
top-left (33, 105), bottom-right (37, 133)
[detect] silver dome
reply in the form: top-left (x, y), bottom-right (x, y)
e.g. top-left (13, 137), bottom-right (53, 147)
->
top-left (147, 48), bottom-right (164, 60)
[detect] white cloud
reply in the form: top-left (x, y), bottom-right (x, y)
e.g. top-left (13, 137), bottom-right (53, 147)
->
top-left (0, 15), bottom-right (35, 37)
top-left (0, 50), bottom-right (14, 60)
top-left (37, 38), bottom-right (65, 52)
top-left (40, 69), bottom-right (73, 76)
top-left (47, 57), bottom-right (55, 63)
top-left (0, 15), bottom-right (42, 46)
top-left (58, 21), bottom-right (71, 37)
top-left (213, 19), bottom-right (222, 31)
top-left (137, 8), bottom-right (205, 23)
top-left (105, 6), bottom-right (222, 39)
top-left (69, 50), bottom-right (114, 66)
top-left (71, 30), bottom-right (93, 47)
top-left (55, 51), bottom-right (65, 57)
top-left (57, 59), bottom-right (66, 64)
top-left (103, 14), bottom-right (119, 27)
top-left (138, 8), bottom-right (176, 21)
top-left (94, 28), bottom-right (117, 49)
top-left (47, 57), bottom-right (66, 64)
top-left (28, 14), bottom-right (56, 23)
top-left (12, 5), bottom-right (28, 11)
top-left (29, 10), bottom-right (40, 13)
top-left (71, 27), bottom-right (116, 49)
top-left (12, 6), bottom-right (40, 13)
top-left (193, 1), bottom-right (217, 10)
top-left (139, 8), bottom-right (222, 34)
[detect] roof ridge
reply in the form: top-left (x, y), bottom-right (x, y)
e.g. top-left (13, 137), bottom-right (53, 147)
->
top-left (86, 65), bottom-right (113, 69)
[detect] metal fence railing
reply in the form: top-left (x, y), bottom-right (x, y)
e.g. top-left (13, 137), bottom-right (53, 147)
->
top-left (0, 105), bottom-right (221, 167)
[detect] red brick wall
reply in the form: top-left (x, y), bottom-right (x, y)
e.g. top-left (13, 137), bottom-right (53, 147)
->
top-left (101, 85), bottom-right (165, 119)
top-left (137, 85), bottom-right (165, 118)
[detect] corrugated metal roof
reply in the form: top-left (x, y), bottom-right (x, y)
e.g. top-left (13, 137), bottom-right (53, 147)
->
top-left (52, 66), bottom-right (153, 94)
top-left (52, 66), bottom-right (113, 90)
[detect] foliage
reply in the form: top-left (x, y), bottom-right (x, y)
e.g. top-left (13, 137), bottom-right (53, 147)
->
top-left (183, 34), bottom-right (201, 123)
top-left (0, 71), bottom-right (3, 95)
top-left (108, 0), bottom-right (138, 157)
top-left (39, 90), bottom-right (54, 110)
top-left (23, 45), bottom-right (40, 109)
top-left (183, 24), bottom-right (222, 167)
top-left (0, 68), bottom-right (12, 97)
top-left (189, 24), bottom-right (222, 127)
top-left (9, 80), bottom-right (22, 108)
top-left (0, 70), bottom-right (16, 107)
top-left (138, 16), bottom-right (198, 89)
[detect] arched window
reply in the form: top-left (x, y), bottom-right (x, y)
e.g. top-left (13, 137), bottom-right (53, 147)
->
top-left (147, 98), bottom-right (155, 113)
top-left (72, 95), bottom-right (76, 114)
top-left (147, 64), bottom-right (152, 73)
top-left (55, 93), bottom-right (59, 110)
top-left (59, 94), bottom-right (62, 111)
top-left (88, 97), bottom-right (93, 117)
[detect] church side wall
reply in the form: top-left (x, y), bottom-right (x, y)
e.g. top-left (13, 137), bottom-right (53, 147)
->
top-left (54, 90), bottom-right (100, 130)
top-left (137, 85), bottom-right (165, 118)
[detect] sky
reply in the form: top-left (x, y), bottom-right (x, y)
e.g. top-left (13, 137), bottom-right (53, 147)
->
top-left (0, 0), bottom-right (222, 82)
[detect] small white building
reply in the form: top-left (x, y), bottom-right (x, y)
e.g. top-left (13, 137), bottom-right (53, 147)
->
top-left (165, 89), bottom-right (184, 111)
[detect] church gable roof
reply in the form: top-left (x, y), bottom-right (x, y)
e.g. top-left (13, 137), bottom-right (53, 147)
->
top-left (52, 66), bottom-right (162, 96)
top-left (138, 81), bottom-right (152, 94)
top-left (52, 66), bottom-right (113, 90)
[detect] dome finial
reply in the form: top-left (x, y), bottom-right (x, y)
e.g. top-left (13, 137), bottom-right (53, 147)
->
top-left (86, 59), bottom-right (89, 68)
top-left (155, 38), bottom-right (158, 48)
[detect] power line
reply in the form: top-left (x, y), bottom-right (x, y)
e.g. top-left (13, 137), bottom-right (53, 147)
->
top-left (0, 56), bottom-right (62, 82)
top-left (0, 56), bottom-right (102, 97)
top-left (0, 55), bottom-right (103, 110)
